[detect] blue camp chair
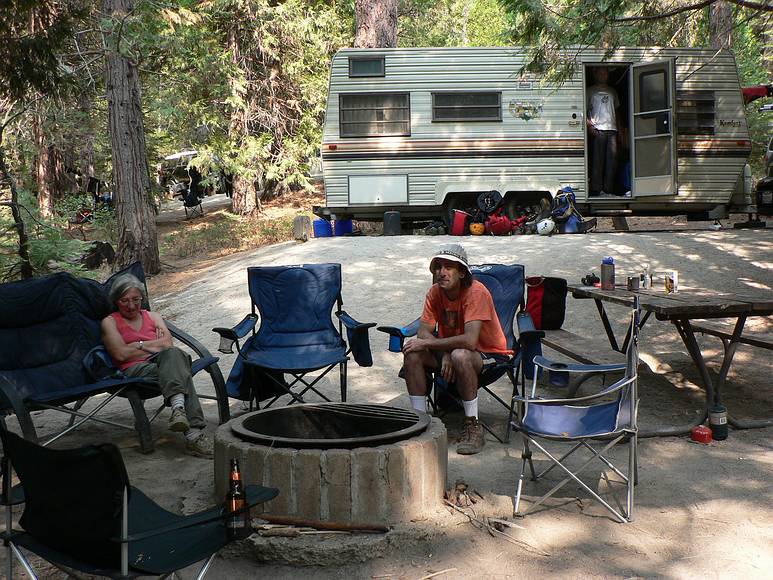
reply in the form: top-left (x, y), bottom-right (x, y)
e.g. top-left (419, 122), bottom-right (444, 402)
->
top-left (0, 429), bottom-right (278, 579)
top-left (511, 297), bottom-right (640, 523)
top-left (213, 263), bottom-right (375, 406)
top-left (378, 264), bottom-right (543, 443)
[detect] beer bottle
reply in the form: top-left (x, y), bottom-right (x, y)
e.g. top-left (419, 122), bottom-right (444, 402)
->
top-left (226, 458), bottom-right (249, 538)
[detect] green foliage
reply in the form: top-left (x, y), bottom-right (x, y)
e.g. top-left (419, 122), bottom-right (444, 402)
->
top-left (161, 211), bottom-right (295, 258)
top-left (0, 190), bottom-right (89, 280)
top-left (0, 0), bottom-right (85, 101)
top-left (400, 0), bottom-right (508, 47)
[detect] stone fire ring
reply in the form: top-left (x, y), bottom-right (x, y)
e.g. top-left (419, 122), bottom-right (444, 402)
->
top-left (214, 412), bottom-right (448, 527)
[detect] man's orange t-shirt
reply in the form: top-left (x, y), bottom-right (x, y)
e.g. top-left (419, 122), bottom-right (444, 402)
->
top-left (420, 280), bottom-right (511, 355)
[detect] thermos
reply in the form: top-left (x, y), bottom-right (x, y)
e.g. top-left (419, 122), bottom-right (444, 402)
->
top-left (600, 256), bottom-right (615, 290)
top-left (709, 404), bottom-right (728, 440)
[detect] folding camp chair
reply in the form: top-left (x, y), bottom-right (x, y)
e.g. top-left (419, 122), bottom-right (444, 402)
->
top-left (213, 263), bottom-right (376, 407)
top-left (511, 297), bottom-right (640, 523)
top-left (378, 264), bottom-right (543, 443)
top-left (182, 187), bottom-right (204, 219)
top-left (0, 429), bottom-right (278, 579)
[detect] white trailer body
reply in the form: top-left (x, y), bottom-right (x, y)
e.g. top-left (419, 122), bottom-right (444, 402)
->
top-left (316, 47), bottom-right (751, 221)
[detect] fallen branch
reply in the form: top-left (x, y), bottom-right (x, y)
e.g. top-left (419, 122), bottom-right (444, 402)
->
top-left (419, 568), bottom-right (457, 580)
top-left (254, 514), bottom-right (389, 533)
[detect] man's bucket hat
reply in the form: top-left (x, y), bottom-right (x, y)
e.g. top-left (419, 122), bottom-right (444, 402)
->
top-left (429, 243), bottom-right (471, 277)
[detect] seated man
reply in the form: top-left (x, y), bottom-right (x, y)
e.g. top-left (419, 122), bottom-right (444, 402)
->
top-left (101, 273), bottom-right (213, 457)
top-left (402, 243), bottom-right (511, 455)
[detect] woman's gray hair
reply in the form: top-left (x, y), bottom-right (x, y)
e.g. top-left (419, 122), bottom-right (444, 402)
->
top-left (108, 273), bottom-right (147, 306)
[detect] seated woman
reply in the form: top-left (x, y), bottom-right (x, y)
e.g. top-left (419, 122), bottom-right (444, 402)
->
top-left (101, 273), bottom-right (213, 457)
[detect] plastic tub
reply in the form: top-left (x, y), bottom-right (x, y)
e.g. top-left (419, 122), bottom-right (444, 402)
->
top-left (383, 211), bottom-right (401, 236)
top-left (313, 219), bottom-right (333, 238)
top-left (334, 219), bottom-right (353, 236)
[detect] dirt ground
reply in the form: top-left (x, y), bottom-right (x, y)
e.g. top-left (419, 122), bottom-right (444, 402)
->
top-left (4, 197), bottom-right (773, 579)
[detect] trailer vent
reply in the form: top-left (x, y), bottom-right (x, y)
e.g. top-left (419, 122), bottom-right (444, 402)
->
top-left (677, 90), bottom-right (716, 135)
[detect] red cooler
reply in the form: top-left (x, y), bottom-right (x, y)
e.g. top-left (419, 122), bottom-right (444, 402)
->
top-left (450, 210), bottom-right (471, 236)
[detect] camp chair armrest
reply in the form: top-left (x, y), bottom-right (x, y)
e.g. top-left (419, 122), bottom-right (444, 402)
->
top-left (377, 318), bottom-right (421, 339)
top-left (516, 312), bottom-right (545, 341)
top-left (336, 310), bottom-right (376, 331)
top-left (116, 485), bottom-right (279, 543)
top-left (514, 375), bottom-right (635, 405)
top-left (212, 314), bottom-right (258, 354)
top-left (337, 311), bottom-right (377, 367)
top-left (211, 314), bottom-right (258, 341)
top-left (532, 355), bottom-right (626, 375)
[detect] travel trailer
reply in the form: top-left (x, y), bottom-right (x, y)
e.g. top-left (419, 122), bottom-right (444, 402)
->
top-left (315, 47), bottom-right (753, 223)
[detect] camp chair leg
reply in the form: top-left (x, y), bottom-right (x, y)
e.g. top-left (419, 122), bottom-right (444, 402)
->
top-left (340, 361), bottom-right (347, 402)
top-left (628, 436), bottom-right (636, 520)
top-left (9, 543), bottom-right (37, 579)
top-left (126, 390), bottom-right (155, 454)
top-left (195, 553), bottom-right (217, 580)
top-left (525, 436), bottom-right (629, 523)
top-left (5, 504), bottom-right (13, 580)
top-left (536, 442), bottom-right (584, 479)
top-left (66, 398), bottom-right (88, 428)
top-left (513, 441), bottom-right (536, 516)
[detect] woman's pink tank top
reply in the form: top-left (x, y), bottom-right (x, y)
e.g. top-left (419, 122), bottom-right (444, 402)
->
top-left (111, 310), bottom-right (156, 370)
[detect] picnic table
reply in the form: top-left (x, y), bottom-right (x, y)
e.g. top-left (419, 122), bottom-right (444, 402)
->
top-left (568, 284), bottom-right (773, 435)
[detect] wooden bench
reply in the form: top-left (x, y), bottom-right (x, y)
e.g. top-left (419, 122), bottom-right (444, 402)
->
top-left (691, 320), bottom-right (773, 352)
top-left (540, 329), bottom-right (626, 365)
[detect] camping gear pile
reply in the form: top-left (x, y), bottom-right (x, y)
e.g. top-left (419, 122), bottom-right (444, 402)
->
top-left (450, 188), bottom-right (596, 236)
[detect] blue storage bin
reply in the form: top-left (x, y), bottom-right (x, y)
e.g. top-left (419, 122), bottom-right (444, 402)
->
top-left (313, 219), bottom-right (333, 238)
top-left (334, 219), bottom-right (353, 236)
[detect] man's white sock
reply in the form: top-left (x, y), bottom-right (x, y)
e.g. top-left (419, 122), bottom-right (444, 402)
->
top-left (409, 395), bottom-right (428, 413)
top-left (170, 393), bottom-right (185, 410)
top-left (462, 397), bottom-right (478, 418)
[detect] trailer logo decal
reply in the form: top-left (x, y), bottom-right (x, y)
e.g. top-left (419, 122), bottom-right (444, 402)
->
top-left (509, 100), bottom-right (543, 121)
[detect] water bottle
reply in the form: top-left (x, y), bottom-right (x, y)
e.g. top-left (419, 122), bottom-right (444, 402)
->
top-left (600, 256), bottom-right (615, 290)
top-left (709, 404), bottom-right (728, 441)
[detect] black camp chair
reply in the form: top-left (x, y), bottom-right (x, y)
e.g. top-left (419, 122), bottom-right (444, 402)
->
top-left (0, 262), bottom-right (229, 453)
top-left (378, 264), bottom-right (543, 443)
top-left (0, 429), bottom-right (278, 579)
top-left (213, 263), bottom-right (376, 408)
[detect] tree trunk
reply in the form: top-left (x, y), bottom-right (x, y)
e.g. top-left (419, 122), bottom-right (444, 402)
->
top-left (103, 0), bottom-right (160, 274)
top-left (709, 1), bottom-right (733, 50)
top-left (33, 113), bottom-right (55, 218)
top-left (227, 23), bottom-right (258, 215)
top-left (354, 0), bottom-right (398, 48)
top-left (0, 123), bottom-right (34, 279)
top-left (78, 93), bottom-right (95, 187)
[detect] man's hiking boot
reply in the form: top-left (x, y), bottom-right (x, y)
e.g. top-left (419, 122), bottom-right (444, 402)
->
top-left (185, 430), bottom-right (214, 458)
top-left (168, 406), bottom-right (190, 432)
top-left (457, 416), bottom-right (485, 455)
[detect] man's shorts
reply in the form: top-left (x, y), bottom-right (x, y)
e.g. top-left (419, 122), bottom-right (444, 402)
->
top-left (432, 350), bottom-right (512, 368)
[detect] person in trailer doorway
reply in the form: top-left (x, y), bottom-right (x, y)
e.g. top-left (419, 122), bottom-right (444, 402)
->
top-left (401, 244), bottom-right (511, 455)
top-left (587, 66), bottom-right (622, 197)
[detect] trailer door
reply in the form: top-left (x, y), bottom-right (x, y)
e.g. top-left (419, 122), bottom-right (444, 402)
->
top-left (631, 59), bottom-right (677, 197)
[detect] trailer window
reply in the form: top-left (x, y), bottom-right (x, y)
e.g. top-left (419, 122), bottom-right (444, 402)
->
top-left (676, 90), bottom-right (716, 135)
top-left (432, 92), bottom-right (502, 122)
top-left (339, 93), bottom-right (410, 137)
top-left (349, 56), bottom-right (385, 77)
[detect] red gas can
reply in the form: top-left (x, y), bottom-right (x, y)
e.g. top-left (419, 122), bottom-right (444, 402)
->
top-left (690, 425), bottom-right (713, 444)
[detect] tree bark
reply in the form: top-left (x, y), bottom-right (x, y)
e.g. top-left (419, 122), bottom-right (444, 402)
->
top-left (33, 112), bottom-right (55, 218)
top-left (103, 0), bottom-right (160, 274)
top-left (355, 0), bottom-right (398, 48)
top-left (709, 1), bottom-right (733, 50)
top-left (226, 23), bottom-right (258, 215)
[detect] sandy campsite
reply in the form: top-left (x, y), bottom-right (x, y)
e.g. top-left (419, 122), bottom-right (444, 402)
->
top-left (5, 208), bottom-right (773, 579)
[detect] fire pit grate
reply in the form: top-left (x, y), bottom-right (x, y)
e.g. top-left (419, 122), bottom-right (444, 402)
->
top-left (230, 403), bottom-right (430, 449)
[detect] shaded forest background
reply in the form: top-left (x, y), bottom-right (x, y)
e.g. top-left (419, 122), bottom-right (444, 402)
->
top-left (0, 0), bottom-right (771, 281)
